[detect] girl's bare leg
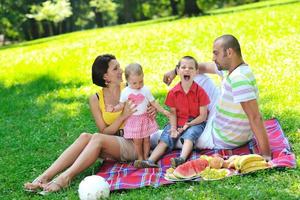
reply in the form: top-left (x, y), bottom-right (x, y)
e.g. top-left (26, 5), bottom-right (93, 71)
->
top-left (24, 133), bottom-right (92, 190)
top-left (133, 138), bottom-right (143, 160)
top-left (143, 137), bottom-right (150, 160)
top-left (43, 133), bottom-right (122, 192)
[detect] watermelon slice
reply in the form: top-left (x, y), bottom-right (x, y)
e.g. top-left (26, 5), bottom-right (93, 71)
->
top-left (173, 158), bottom-right (209, 179)
top-left (191, 159), bottom-right (209, 174)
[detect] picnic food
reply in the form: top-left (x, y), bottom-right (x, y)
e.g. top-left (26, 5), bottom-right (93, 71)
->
top-left (200, 168), bottom-right (230, 180)
top-left (240, 160), bottom-right (269, 173)
top-left (209, 157), bottom-right (224, 169)
top-left (234, 154), bottom-right (265, 170)
top-left (173, 158), bottom-right (209, 179)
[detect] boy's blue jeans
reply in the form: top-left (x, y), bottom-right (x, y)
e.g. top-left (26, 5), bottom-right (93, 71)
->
top-left (159, 121), bottom-right (206, 152)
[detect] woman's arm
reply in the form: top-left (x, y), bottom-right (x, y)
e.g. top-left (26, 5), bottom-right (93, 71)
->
top-left (89, 95), bottom-right (136, 134)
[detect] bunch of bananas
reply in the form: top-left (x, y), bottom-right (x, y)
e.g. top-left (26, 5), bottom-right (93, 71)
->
top-left (231, 154), bottom-right (270, 173)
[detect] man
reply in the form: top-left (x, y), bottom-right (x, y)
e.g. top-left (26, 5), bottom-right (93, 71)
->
top-left (163, 34), bottom-right (271, 160)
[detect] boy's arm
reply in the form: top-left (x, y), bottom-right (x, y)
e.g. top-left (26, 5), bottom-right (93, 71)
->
top-left (185, 105), bottom-right (208, 128)
top-left (168, 107), bottom-right (179, 138)
top-left (150, 100), bottom-right (171, 117)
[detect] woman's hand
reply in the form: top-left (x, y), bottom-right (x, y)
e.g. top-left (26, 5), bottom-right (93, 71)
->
top-left (163, 69), bottom-right (176, 86)
top-left (122, 100), bottom-right (137, 119)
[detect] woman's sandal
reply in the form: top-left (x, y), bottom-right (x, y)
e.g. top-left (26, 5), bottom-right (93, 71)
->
top-left (39, 178), bottom-right (70, 196)
top-left (24, 177), bottom-right (48, 193)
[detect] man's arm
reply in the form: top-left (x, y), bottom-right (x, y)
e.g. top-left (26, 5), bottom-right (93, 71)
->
top-left (163, 62), bottom-right (217, 86)
top-left (197, 62), bottom-right (218, 74)
top-left (241, 99), bottom-right (271, 159)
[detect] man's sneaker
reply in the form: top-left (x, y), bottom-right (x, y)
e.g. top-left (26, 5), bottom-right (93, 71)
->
top-left (134, 160), bottom-right (159, 168)
top-left (171, 157), bottom-right (185, 168)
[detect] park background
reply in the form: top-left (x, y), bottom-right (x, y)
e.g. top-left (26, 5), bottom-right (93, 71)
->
top-left (0, 0), bottom-right (299, 199)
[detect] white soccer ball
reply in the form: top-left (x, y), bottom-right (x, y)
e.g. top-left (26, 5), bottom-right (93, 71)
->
top-left (78, 175), bottom-right (110, 200)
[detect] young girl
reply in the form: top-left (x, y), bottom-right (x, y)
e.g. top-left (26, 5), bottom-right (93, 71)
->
top-left (107, 63), bottom-right (170, 161)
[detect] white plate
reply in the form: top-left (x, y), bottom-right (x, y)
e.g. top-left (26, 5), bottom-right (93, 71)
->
top-left (164, 174), bottom-right (200, 182)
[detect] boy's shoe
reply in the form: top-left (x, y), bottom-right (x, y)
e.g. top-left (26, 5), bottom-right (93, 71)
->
top-left (171, 157), bottom-right (185, 168)
top-left (134, 160), bottom-right (159, 168)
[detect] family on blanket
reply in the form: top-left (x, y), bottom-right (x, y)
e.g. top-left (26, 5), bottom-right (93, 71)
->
top-left (24, 34), bottom-right (272, 194)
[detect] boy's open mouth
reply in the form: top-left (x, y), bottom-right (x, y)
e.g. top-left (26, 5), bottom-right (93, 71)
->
top-left (183, 75), bottom-right (191, 81)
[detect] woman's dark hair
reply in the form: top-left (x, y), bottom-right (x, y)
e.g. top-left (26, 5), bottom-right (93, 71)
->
top-left (92, 54), bottom-right (116, 87)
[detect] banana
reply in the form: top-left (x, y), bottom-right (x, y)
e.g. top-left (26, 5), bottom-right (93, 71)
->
top-left (233, 156), bottom-right (242, 169)
top-left (236, 154), bottom-right (265, 170)
top-left (241, 165), bottom-right (269, 174)
top-left (240, 160), bottom-right (268, 172)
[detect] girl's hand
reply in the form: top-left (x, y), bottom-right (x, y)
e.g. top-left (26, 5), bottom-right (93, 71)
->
top-left (147, 103), bottom-right (157, 118)
top-left (122, 100), bottom-right (137, 119)
top-left (106, 104), bottom-right (114, 112)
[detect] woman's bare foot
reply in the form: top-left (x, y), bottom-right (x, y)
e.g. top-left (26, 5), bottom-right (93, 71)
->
top-left (43, 174), bottom-right (71, 193)
top-left (24, 176), bottom-right (49, 191)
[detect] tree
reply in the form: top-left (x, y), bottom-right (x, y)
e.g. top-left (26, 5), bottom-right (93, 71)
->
top-left (184, 0), bottom-right (203, 16)
top-left (89, 0), bottom-right (117, 27)
top-left (26, 0), bottom-right (72, 36)
top-left (170, 0), bottom-right (179, 15)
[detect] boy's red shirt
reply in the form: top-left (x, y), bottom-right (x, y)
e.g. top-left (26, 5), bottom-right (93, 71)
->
top-left (165, 81), bottom-right (210, 126)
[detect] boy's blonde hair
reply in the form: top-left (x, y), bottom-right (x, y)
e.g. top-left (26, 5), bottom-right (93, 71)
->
top-left (125, 63), bottom-right (144, 81)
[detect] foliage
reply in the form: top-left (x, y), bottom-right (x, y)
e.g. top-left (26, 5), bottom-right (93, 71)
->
top-left (1, 0), bottom-right (281, 41)
top-left (26, 0), bottom-right (72, 24)
top-left (0, 2), bottom-right (299, 200)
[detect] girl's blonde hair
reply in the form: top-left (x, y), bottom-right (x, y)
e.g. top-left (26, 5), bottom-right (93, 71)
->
top-left (125, 63), bottom-right (144, 81)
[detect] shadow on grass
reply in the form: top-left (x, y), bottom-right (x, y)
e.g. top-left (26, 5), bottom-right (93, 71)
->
top-left (0, 75), bottom-right (99, 197)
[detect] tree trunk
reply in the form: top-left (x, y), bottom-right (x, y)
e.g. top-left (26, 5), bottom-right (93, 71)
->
top-left (170, 0), bottom-right (178, 15)
top-left (48, 21), bottom-right (54, 36)
top-left (183, 0), bottom-right (203, 16)
top-left (94, 11), bottom-right (104, 27)
top-left (123, 0), bottom-right (134, 23)
top-left (1, 34), bottom-right (5, 46)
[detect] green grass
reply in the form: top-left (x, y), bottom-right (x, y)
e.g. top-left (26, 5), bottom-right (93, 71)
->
top-left (0, 1), bottom-right (299, 199)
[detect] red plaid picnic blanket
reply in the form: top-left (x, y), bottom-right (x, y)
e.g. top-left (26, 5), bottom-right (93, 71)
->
top-left (96, 118), bottom-right (296, 190)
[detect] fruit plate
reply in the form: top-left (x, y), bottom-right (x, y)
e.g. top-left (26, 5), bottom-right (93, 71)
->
top-left (164, 173), bottom-right (201, 182)
top-left (200, 168), bottom-right (235, 181)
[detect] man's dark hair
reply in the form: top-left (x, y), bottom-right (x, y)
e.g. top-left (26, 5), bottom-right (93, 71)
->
top-left (216, 34), bottom-right (242, 57)
top-left (92, 54), bottom-right (116, 87)
top-left (177, 56), bottom-right (198, 69)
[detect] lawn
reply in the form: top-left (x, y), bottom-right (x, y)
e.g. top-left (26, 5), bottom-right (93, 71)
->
top-left (0, 1), bottom-right (299, 199)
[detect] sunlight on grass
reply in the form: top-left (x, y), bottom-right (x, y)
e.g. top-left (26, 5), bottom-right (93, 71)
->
top-left (0, 2), bottom-right (299, 200)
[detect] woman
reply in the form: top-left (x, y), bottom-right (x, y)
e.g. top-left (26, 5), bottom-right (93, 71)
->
top-left (24, 54), bottom-right (154, 193)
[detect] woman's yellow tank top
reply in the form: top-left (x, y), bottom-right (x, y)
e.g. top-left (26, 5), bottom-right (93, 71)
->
top-left (97, 84), bottom-right (125, 127)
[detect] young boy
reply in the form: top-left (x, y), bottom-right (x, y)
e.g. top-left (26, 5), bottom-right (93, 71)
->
top-left (134, 56), bottom-right (210, 168)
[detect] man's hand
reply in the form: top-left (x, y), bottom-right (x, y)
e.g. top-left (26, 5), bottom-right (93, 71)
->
top-left (163, 69), bottom-right (176, 86)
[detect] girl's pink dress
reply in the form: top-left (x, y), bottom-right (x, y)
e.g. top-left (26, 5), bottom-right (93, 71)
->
top-left (123, 93), bottom-right (158, 139)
